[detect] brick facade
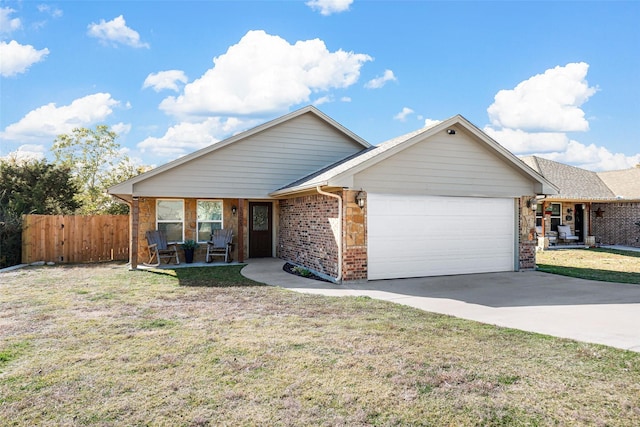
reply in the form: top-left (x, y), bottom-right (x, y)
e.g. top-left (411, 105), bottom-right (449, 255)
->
top-left (278, 193), bottom-right (340, 279)
top-left (278, 190), bottom-right (369, 282)
top-left (591, 202), bottom-right (640, 247)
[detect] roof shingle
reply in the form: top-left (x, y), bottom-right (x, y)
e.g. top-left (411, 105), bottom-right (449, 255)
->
top-left (597, 167), bottom-right (640, 199)
top-left (519, 156), bottom-right (617, 200)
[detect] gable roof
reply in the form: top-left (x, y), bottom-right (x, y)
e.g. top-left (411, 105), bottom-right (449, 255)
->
top-left (520, 156), bottom-right (622, 200)
top-left (108, 106), bottom-right (371, 198)
top-left (271, 115), bottom-right (558, 196)
top-left (597, 167), bottom-right (640, 199)
top-left (522, 156), bottom-right (640, 201)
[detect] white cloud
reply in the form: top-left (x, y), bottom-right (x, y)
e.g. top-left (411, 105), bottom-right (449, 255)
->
top-left (87, 15), bottom-right (149, 48)
top-left (423, 118), bottom-right (442, 128)
top-left (0, 7), bottom-right (21, 34)
top-left (159, 30), bottom-right (372, 118)
top-left (365, 69), bottom-right (397, 89)
top-left (485, 62), bottom-right (639, 171)
top-left (137, 117), bottom-right (259, 158)
top-left (313, 95), bottom-right (333, 106)
top-left (143, 70), bottom-right (188, 92)
top-left (488, 62), bottom-right (597, 132)
top-left (306, 0), bottom-right (353, 16)
top-left (37, 4), bottom-right (63, 18)
top-left (1, 93), bottom-right (119, 141)
top-left (0, 40), bottom-right (49, 77)
top-left (112, 122), bottom-right (132, 136)
top-left (393, 107), bottom-right (414, 122)
top-left (340, 96), bottom-right (351, 103)
top-left (532, 141), bottom-right (640, 172)
top-left (483, 126), bottom-right (569, 153)
top-left (0, 144), bottom-right (46, 163)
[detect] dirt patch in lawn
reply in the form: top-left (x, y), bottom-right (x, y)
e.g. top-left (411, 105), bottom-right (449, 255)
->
top-left (1, 263), bottom-right (639, 426)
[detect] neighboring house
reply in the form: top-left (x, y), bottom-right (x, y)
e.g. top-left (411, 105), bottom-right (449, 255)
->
top-left (520, 156), bottom-right (640, 248)
top-left (109, 106), bottom-right (557, 282)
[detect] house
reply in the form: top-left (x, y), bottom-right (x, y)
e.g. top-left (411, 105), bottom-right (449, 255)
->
top-left (521, 156), bottom-right (640, 248)
top-left (108, 106), bottom-right (557, 282)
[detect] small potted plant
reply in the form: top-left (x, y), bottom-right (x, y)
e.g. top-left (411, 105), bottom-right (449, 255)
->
top-left (181, 240), bottom-right (198, 264)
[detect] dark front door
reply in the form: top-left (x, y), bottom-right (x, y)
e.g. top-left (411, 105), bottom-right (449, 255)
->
top-left (249, 202), bottom-right (272, 258)
top-left (574, 204), bottom-right (584, 242)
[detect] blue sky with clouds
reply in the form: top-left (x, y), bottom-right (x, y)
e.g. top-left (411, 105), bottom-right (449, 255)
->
top-left (1, 0), bottom-right (639, 171)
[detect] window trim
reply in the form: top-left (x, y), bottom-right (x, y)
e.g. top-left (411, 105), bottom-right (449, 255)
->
top-left (156, 199), bottom-right (185, 243)
top-left (196, 199), bottom-right (224, 243)
top-left (536, 202), bottom-right (562, 231)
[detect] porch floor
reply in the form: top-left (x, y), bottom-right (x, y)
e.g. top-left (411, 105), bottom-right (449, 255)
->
top-left (135, 260), bottom-right (245, 270)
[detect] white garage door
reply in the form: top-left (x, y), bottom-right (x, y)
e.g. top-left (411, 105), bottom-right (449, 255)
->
top-left (368, 194), bottom-right (515, 280)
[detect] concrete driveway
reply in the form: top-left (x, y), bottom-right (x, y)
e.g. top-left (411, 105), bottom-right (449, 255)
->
top-left (242, 258), bottom-right (640, 353)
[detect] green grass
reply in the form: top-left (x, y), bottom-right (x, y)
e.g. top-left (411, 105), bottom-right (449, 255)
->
top-left (537, 248), bottom-right (640, 284)
top-left (1, 263), bottom-right (639, 426)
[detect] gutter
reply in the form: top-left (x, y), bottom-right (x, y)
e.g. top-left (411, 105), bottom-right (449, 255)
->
top-left (316, 186), bottom-right (343, 283)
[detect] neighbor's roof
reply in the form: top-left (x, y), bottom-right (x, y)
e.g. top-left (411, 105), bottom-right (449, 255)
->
top-left (597, 167), bottom-right (640, 199)
top-left (520, 156), bottom-right (616, 200)
top-left (272, 115), bottom-right (558, 196)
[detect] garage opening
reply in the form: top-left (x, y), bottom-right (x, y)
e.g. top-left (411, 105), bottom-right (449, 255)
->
top-left (367, 193), bottom-right (515, 280)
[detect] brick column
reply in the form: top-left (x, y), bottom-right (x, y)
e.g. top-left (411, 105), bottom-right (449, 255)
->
top-left (342, 190), bottom-right (368, 281)
top-left (519, 196), bottom-right (537, 270)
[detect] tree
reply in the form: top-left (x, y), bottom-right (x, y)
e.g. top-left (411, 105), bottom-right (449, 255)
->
top-left (0, 158), bottom-right (80, 267)
top-left (102, 160), bottom-right (152, 215)
top-left (0, 158), bottom-right (80, 215)
top-left (52, 125), bottom-right (144, 214)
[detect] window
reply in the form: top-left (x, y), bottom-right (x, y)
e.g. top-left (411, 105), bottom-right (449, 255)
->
top-left (197, 200), bottom-right (223, 242)
top-left (156, 200), bottom-right (184, 243)
top-left (536, 203), bottom-right (561, 231)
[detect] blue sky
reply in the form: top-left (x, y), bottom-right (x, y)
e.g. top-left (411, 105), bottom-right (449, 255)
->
top-left (1, 0), bottom-right (639, 171)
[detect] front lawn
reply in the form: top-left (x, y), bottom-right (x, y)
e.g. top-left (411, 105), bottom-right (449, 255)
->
top-left (537, 248), bottom-right (640, 284)
top-left (1, 264), bottom-right (639, 426)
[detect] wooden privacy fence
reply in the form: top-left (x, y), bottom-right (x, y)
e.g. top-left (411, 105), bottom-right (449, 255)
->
top-left (22, 215), bottom-right (129, 264)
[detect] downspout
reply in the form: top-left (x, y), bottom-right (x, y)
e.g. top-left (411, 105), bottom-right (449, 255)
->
top-left (316, 186), bottom-right (343, 283)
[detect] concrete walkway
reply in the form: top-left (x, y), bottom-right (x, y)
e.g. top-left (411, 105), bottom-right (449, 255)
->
top-left (242, 258), bottom-right (640, 353)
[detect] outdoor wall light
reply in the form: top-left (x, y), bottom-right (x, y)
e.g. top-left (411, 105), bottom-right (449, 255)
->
top-left (355, 191), bottom-right (366, 209)
top-left (526, 198), bottom-right (538, 211)
top-left (447, 129), bottom-right (456, 135)
top-left (231, 205), bottom-right (237, 215)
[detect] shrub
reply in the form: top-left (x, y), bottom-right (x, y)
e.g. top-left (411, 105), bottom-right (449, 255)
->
top-left (0, 206), bottom-right (22, 268)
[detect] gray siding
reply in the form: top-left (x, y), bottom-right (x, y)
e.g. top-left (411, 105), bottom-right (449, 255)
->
top-left (353, 128), bottom-right (535, 197)
top-left (134, 113), bottom-right (365, 199)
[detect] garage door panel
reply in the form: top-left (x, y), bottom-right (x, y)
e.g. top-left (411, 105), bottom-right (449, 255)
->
top-left (368, 193), bottom-right (515, 280)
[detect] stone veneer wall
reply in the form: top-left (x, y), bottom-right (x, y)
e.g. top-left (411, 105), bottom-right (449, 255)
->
top-left (136, 197), bottom-right (239, 264)
top-left (278, 193), bottom-right (340, 279)
top-left (519, 196), bottom-right (537, 270)
top-left (591, 202), bottom-right (640, 247)
top-left (342, 190), bottom-right (367, 281)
